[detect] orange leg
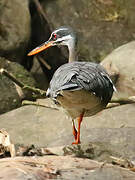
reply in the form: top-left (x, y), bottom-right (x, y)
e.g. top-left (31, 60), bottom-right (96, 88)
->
top-left (72, 112), bottom-right (84, 145)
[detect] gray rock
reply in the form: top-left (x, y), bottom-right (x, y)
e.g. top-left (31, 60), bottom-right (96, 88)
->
top-left (0, 156), bottom-right (135, 180)
top-left (0, 57), bottom-right (36, 114)
top-left (101, 41), bottom-right (135, 99)
top-left (0, 0), bottom-right (30, 62)
top-left (41, 0), bottom-right (135, 62)
top-left (0, 103), bottom-right (135, 160)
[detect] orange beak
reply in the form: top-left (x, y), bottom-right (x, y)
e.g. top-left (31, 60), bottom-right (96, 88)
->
top-left (27, 41), bottom-right (53, 56)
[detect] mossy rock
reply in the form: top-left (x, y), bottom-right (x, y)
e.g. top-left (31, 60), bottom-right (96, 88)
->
top-left (0, 57), bottom-right (37, 114)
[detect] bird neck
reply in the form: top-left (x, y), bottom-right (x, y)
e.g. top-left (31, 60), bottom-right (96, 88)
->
top-left (67, 40), bottom-right (77, 62)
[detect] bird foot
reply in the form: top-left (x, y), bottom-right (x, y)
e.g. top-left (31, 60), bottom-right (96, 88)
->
top-left (72, 140), bottom-right (81, 145)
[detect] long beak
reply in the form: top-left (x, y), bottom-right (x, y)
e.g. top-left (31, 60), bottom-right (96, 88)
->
top-left (27, 40), bottom-right (53, 56)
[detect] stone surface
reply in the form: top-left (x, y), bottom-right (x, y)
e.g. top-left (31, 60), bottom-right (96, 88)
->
top-left (0, 101), bottom-right (135, 179)
top-left (0, 0), bottom-right (30, 62)
top-left (41, 0), bottom-right (135, 63)
top-left (0, 103), bottom-right (135, 160)
top-left (101, 41), bottom-right (135, 99)
top-left (0, 156), bottom-right (135, 180)
top-left (0, 57), bottom-right (36, 114)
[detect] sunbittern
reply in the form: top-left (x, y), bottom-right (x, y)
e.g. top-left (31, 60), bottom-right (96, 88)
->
top-left (28, 26), bottom-right (115, 144)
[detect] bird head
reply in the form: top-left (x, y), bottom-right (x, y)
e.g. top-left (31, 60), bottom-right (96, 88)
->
top-left (28, 26), bottom-right (76, 56)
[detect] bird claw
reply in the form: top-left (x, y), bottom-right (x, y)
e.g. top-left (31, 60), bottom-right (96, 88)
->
top-left (72, 140), bottom-right (81, 145)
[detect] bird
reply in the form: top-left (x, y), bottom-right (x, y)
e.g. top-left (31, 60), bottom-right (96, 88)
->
top-left (28, 26), bottom-right (115, 144)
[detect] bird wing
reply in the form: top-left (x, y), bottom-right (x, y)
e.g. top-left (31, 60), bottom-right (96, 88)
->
top-left (48, 62), bottom-right (114, 102)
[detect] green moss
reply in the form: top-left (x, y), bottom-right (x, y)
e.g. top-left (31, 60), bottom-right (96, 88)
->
top-left (0, 57), bottom-right (36, 87)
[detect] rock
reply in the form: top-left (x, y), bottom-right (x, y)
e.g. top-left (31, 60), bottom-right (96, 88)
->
top-left (41, 0), bottom-right (135, 62)
top-left (43, 141), bottom-right (135, 163)
top-left (0, 156), bottom-right (135, 180)
top-left (101, 41), bottom-right (135, 99)
top-left (0, 103), bottom-right (135, 160)
top-left (30, 56), bottom-right (49, 90)
top-left (28, 5), bottom-right (66, 81)
top-left (0, 57), bottom-right (36, 114)
top-left (0, 0), bottom-right (30, 63)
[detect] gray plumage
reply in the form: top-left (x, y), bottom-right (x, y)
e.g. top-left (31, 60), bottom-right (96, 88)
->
top-left (44, 26), bottom-right (115, 118)
top-left (47, 61), bottom-right (114, 113)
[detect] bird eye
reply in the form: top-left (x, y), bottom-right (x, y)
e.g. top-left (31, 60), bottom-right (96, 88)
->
top-left (52, 33), bottom-right (57, 40)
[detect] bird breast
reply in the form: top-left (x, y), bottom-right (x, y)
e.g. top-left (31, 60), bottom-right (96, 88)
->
top-left (56, 89), bottom-right (105, 119)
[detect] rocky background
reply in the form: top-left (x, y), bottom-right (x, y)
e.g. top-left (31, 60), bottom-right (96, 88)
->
top-left (0, 0), bottom-right (135, 179)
